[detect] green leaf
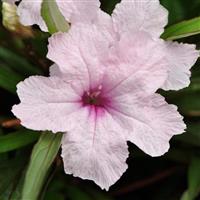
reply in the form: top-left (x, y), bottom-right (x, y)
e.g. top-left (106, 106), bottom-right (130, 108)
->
top-left (86, 189), bottom-right (113, 200)
top-left (160, 0), bottom-right (185, 25)
top-left (181, 191), bottom-right (190, 200)
top-left (22, 132), bottom-right (62, 200)
top-left (0, 152), bottom-right (28, 200)
top-left (161, 17), bottom-right (200, 40)
top-left (187, 156), bottom-right (200, 199)
top-left (0, 65), bottom-right (23, 93)
top-left (0, 47), bottom-right (41, 75)
top-left (41, 0), bottom-right (69, 34)
top-left (0, 129), bottom-right (40, 153)
top-left (66, 186), bottom-right (93, 200)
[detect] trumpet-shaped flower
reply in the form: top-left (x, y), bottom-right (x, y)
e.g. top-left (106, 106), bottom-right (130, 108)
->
top-left (12, 25), bottom-right (186, 190)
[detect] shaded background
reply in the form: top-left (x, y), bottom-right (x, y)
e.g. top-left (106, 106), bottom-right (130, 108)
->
top-left (0, 0), bottom-right (200, 199)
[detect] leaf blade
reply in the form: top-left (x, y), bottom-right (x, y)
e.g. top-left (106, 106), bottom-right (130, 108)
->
top-left (41, 0), bottom-right (69, 34)
top-left (22, 132), bottom-right (62, 200)
top-left (0, 129), bottom-right (40, 153)
top-left (188, 157), bottom-right (200, 199)
top-left (161, 17), bottom-right (200, 40)
top-left (0, 65), bottom-right (23, 93)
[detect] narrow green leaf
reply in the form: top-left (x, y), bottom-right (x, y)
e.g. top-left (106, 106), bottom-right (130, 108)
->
top-left (0, 129), bottom-right (40, 153)
top-left (22, 132), bottom-right (62, 200)
top-left (0, 65), bottom-right (23, 93)
top-left (181, 191), bottom-right (190, 200)
top-left (161, 17), bottom-right (200, 40)
top-left (0, 153), bottom-right (28, 200)
top-left (41, 0), bottom-right (69, 34)
top-left (0, 47), bottom-right (41, 75)
top-left (187, 157), bottom-right (200, 199)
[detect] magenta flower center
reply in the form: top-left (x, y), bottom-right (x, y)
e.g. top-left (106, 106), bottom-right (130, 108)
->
top-left (82, 85), bottom-right (108, 108)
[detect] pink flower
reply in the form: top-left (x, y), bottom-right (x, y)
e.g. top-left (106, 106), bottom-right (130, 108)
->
top-left (12, 25), bottom-right (186, 190)
top-left (110, 0), bottom-right (199, 90)
top-left (7, 0), bottom-right (102, 32)
top-left (3, 0), bottom-right (46, 30)
top-left (17, 0), bottom-right (47, 31)
top-left (8, 0), bottom-right (199, 91)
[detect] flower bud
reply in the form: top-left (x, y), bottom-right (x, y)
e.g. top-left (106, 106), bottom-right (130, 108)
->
top-left (2, 2), bottom-right (34, 37)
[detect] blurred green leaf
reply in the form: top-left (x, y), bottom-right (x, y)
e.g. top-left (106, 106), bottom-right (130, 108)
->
top-left (175, 123), bottom-right (200, 147)
top-left (160, 0), bottom-right (185, 25)
top-left (0, 152), bottom-right (27, 200)
top-left (66, 186), bottom-right (93, 200)
top-left (181, 191), bottom-right (190, 200)
top-left (22, 132), bottom-right (62, 200)
top-left (0, 129), bottom-right (40, 153)
top-left (43, 179), bottom-right (66, 200)
top-left (162, 17), bottom-right (200, 40)
top-left (0, 65), bottom-right (23, 93)
top-left (187, 157), bottom-right (200, 199)
top-left (87, 189), bottom-right (113, 200)
top-left (41, 0), bottom-right (69, 34)
top-left (161, 0), bottom-right (200, 26)
top-left (0, 47), bottom-right (41, 75)
top-left (181, 157), bottom-right (200, 200)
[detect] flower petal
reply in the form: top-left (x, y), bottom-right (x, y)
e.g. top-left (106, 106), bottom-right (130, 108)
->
top-left (12, 76), bottom-right (88, 133)
top-left (112, 0), bottom-right (168, 38)
top-left (162, 42), bottom-right (199, 90)
top-left (61, 109), bottom-right (128, 190)
top-left (106, 94), bottom-right (186, 157)
top-left (102, 32), bottom-right (168, 95)
top-left (47, 25), bottom-right (115, 89)
top-left (49, 64), bottom-right (62, 77)
top-left (17, 0), bottom-right (48, 32)
top-left (56, 0), bottom-right (100, 24)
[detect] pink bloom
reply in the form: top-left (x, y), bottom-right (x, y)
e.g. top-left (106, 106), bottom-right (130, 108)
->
top-left (17, 0), bottom-right (47, 31)
top-left (3, 0), bottom-right (47, 31)
top-left (110, 0), bottom-right (199, 90)
top-left (14, 0), bottom-right (200, 90)
top-left (9, 0), bottom-right (102, 32)
top-left (8, 0), bottom-right (199, 91)
top-left (12, 25), bottom-right (186, 190)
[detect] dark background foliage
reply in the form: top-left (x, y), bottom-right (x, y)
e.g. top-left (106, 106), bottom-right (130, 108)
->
top-left (0, 0), bottom-right (200, 199)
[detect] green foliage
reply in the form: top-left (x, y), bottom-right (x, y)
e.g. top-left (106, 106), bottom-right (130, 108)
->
top-left (0, 65), bottom-right (23, 93)
top-left (0, 0), bottom-right (200, 199)
top-left (188, 157), bottom-right (200, 199)
top-left (0, 47), bottom-right (42, 75)
top-left (0, 129), bottom-right (40, 153)
top-left (181, 157), bottom-right (200, 200)
top-left (41, 0), bottom-right (69, 34)
top-left (0, 151), bottom-right (28, 200)
top-left (22, 132), bottom-right (62, 200)
top-left (162, 17), bottom-right (200, 40)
